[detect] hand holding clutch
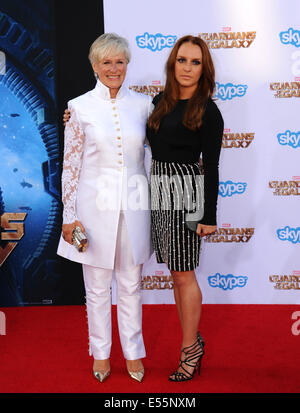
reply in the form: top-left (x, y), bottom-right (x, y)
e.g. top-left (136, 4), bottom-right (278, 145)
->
top-left (62, 220), bottom-right (87, 252)
top-left (72, 226), bottom-right (88, 252)
top-left (196, 223), bottom-right (217, 237)
top-left (185, 211), bottom-right (217, 237)
top-left (185, 210), bottom-right (204, 232)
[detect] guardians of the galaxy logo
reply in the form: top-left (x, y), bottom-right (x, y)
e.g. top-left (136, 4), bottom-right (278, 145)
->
top-left (129, 84), bottom-right (164, 98)
top-left (269, 274), bottom-right (300, 290)
top-left (222, 131), bottom-right (255, 148)
top-left (270, 82), bottom-right (300, 97)
top-left (205, 227), bottom-right (254, 243)
top-left (198, 31), bottom-right (256, 48)
top-left (269, 180), bottom-right (300, 195)
top-left (141, 273), bottom-right (173, 290)
top-left (0, 213), bottom-right (27, 266)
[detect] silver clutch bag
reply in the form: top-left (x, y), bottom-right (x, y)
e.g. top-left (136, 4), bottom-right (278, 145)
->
top-left (185, 210), bottom-right (204, 232)
top-left (72, 226), bottom-right (88, 252)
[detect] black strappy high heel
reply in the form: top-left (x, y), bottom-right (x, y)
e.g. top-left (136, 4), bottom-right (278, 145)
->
top-left (197, 331), bottom-right (205, 348)
top-left (169, 335), bottom-right (205, 382)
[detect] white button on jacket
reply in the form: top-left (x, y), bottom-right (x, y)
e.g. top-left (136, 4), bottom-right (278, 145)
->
top-left (57, 80), bottom-right (153, 269)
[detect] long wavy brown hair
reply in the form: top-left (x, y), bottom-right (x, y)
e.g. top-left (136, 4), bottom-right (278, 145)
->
top-left (148, 35), bottom-right (215, 132)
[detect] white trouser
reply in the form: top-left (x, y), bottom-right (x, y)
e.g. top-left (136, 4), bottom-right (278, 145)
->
top-left (82, 212), bottom-right (145, 360)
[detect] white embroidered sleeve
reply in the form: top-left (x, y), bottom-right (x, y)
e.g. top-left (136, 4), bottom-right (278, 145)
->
top-left (61, 105), bottom-right (85, 224)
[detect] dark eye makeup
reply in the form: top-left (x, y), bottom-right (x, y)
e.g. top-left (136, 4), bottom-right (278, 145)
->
top-left (176, 57), bottom-right (202, 65)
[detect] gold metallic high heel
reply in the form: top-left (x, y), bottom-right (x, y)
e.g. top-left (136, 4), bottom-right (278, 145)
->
top-left (126, 360), bottom-right (145, 382)
top-left (127, 368), bottom-right (144, 382)
top-left (93, 370), bottom-right (110, 383)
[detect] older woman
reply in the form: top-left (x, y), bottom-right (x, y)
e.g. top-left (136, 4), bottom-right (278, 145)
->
top-left (57, 33), bottom-right (152, 382)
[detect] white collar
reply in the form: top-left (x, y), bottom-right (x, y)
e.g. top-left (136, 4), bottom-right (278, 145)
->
top-left (93, 79), bottom-right (128, 100)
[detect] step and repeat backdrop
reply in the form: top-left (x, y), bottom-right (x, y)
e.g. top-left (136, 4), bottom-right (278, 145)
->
top-left (0, 0), bottom-right (299, 306)
top-left (104, 0), bottom-right (300, 304)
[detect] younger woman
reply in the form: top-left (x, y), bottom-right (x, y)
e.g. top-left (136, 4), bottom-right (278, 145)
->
top-left (147, 35), bottom-right (224, 382)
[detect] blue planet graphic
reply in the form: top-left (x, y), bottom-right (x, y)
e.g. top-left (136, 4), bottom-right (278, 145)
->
top-left (0, 82), bottom-right (51, 270)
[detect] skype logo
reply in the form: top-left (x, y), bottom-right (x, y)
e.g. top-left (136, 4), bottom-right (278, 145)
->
top-left (215, 82), bottom-right (248, 101)
top-left (136, 32), bottom-right (177, 51)
top-left (277, 130), bottom-right (300, 148)
top-left (219, 181), bottom-right (247, 197)
top-left (279, 28), bottom-right (300, 47)
top-left (277, 226), bottom-right (300, 244)
top-left (208, 273), bottom-right (248, 291)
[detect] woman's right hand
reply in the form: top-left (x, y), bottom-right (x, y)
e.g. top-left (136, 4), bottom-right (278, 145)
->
top-left (62, 220), bottom-right (85, 245)
top-left (63, 109), bottom-right (71, 126)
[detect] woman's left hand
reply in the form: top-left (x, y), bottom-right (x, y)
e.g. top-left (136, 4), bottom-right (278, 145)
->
top-left (196, 224), bottom-right (217, 237)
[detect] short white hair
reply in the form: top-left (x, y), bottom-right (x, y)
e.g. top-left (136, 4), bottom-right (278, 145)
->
top-left (89, 33), bottom-right (131, 64)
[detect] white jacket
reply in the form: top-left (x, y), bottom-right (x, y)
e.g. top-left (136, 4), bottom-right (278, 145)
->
top-left (57, 80), bottom-right (153, 269)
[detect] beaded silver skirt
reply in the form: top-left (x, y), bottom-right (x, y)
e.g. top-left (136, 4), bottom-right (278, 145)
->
top-left (150, 159), bottom-right (202, 272)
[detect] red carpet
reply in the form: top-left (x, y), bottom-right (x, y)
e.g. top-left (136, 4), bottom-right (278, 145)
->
top-left (0, 304), bottom-right (299, 393)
